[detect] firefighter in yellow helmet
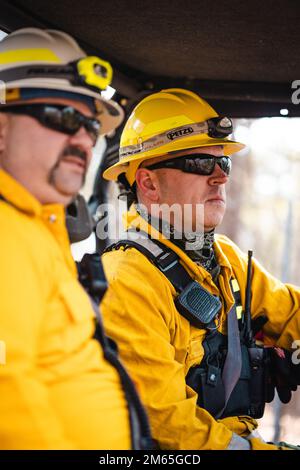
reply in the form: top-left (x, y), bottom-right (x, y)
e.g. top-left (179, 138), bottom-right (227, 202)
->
top-left (0, 28), bottom-right (152, 450)
top-left (101, 88), bottom-right (300, 450)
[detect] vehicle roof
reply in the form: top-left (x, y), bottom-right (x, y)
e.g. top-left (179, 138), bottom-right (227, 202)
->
top-left (1, 0), bottom-right (300, 116)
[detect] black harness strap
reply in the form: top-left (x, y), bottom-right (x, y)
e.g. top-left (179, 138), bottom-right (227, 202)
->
top-left (113, 230), bottom-right (190, 291)
top-left (89, 298), bottom-right (153, 450)
top-left (109, 230), bottom-right (222, 329)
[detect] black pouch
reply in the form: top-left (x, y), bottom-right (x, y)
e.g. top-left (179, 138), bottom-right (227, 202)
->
top-left (248, 346), bottom-right (265, 418)
top-left (187, 344), bottom-right (252, 418)
top-left (186, 363), bottom-right (225, 416)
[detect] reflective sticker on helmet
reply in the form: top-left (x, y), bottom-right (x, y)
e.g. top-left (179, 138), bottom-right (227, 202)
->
top-left (5, 88), bottom-right (21, 102)
top-left (119, 117), bottom-right (234, 159)
top-left (0, 80), bottom-right (5, 104)
top-left (120, 120), bottom-right (209, 158)
top-left (0, 48), bottom-right (61, 65)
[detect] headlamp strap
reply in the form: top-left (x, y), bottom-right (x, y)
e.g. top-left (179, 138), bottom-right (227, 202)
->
top-left (120, 117), bottom-right (232, 159)
top-left (0, 57), bottom-right (112, 93)
top-left (0, 63), bottom-right (77, 83)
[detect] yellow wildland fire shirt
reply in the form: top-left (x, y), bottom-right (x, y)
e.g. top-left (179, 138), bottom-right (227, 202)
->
top-left (0, 169), bottom-right (131, 450)
top-left (102, 204), bottom-right (300, 450)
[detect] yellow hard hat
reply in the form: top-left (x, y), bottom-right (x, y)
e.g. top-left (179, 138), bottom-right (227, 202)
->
top-left (103, 88), bottom-right (245, 184)
top-left (0, 28), bottom-right (124, 135)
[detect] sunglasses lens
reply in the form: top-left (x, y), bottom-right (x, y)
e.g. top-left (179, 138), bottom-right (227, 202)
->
top-left (219, 157), bottom-right (231, 175)
top-left (44, 106), bottom-right (100, 144)
top-left (185, 157), bottom-right (215, 175)
top-left (43, 106), bottom-right (69, 130)
top-left (61, 107), bottom-right (82, 132)
top-left (85, 119), bottom-right (101, 144)
top-left (184, 155), bottom-right (231, 175)
top-left (42, 106), bottom-right (80, 136)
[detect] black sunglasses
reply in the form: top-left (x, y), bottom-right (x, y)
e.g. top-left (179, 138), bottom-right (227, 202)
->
top-left (146, 153), bottom-right (232, 176)
top-left (0, 104), bottom-right (101, 145)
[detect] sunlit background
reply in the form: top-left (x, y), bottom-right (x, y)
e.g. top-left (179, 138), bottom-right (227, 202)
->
top-left (220, 117), bottom-right (300, 443)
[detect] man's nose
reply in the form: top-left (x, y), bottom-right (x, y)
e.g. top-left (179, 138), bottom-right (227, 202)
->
top-left (207, 163), bottom-right (229, 185)
top-left (68, 126), bottom-right (94, 158)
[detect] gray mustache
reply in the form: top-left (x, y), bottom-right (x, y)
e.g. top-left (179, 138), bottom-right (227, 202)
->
top-left (61, 146), bottom-right (87, 163)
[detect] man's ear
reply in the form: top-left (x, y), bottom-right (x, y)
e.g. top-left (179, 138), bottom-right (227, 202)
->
top-left (135, 168), bottom-right (160, 202)
top-left (0, 112), bottom-right (9, 153)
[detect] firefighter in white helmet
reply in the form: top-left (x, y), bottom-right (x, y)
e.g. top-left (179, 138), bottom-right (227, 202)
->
top-left (101, 88), bottom-right (300, 450)
top-left (0, 28), bottom-right (152, 450)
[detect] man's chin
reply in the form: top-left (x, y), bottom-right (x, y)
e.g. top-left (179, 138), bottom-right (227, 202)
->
top-left (58, 187), bottom-right (82, 201)
top-left (53, 176), bottom-right (84, 197)
top-left (203, 218), bottom-right (223, 230)
top-left (49, 183), bottom-right (82, 206)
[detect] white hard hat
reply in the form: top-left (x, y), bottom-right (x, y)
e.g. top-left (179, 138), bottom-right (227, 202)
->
top-left (0, 28), bottom-right (124, 135)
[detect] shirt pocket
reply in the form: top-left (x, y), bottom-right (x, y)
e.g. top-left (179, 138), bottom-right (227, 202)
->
top-left (57, 280), bottom-right (96, 355)
top-left (59, 279), bottom-right (95, 324)
top-left (39, 280), bottom-right (96, 363)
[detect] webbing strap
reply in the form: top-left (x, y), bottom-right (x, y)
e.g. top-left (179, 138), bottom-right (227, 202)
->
top-left (217, 303), bottom-right (242, 418)
top-left (112, 230), bottom-right (192, 292)
top-left (89, 297), bottom-right (153, 450)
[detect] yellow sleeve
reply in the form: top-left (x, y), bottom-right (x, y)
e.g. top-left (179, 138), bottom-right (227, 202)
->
top-left (0, 230), bottom-right (74, 449)
top-left (250, 256), bottom-right (300, 349)
top-left (102, 248), bottom-right (233, 450)
top-left (218, 234), bottom-right (300, 350)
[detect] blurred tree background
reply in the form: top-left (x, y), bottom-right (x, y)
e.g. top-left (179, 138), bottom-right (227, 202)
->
top-left (219, 117), bottom-right (300, 443)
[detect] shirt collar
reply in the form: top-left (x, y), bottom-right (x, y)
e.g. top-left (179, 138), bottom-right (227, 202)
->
top-left (0, 168), bottom-right (66, 218)
top-left (0, 168), bottom-right (43, 216)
